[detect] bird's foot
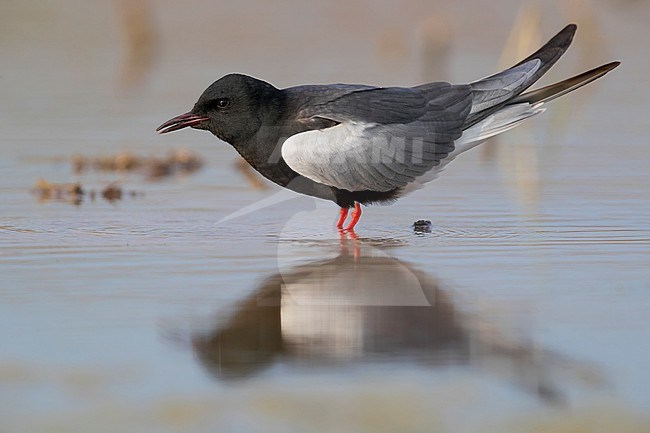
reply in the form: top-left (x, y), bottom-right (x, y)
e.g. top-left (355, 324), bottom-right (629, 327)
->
top-left (344, 202), bottom-right (362, 231)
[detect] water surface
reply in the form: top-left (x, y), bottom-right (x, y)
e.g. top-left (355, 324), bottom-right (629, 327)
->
top-left (2, 1), bottom-right (650, 432)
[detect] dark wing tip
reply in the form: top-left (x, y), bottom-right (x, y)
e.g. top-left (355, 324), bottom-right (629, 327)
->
top-left (588, 61), bottom-right (621, 82)
top-left (513, 23), bottom-right (578, 70)
top-left (607, 60), bottom-right (622, 70)
top-left (560, 23), bottom-right (578, 46)
top-left (508, 61), bottom-right (621, 105)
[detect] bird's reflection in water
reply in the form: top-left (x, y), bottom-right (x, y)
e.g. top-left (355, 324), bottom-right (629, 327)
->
top-left (191, 239), bottom-right (598, 405)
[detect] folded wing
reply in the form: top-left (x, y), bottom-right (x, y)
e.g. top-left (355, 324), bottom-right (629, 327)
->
top-left (282, 83), bottom-right (472, 192)
top-left (280, 24), bottom-right (618, 195)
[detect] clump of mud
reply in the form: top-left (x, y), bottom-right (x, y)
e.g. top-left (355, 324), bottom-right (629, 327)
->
top-left (413, 220), bottom-right (433, 233)
top-left (32, 179), bottom-right (143, 205)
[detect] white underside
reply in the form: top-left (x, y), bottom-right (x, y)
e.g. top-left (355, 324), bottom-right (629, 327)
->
top-left (281, 121), bottom-right (378, 191)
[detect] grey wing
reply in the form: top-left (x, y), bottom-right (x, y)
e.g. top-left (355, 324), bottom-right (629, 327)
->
top-left (281, 83), bottom-right (472, 192)
top-left (464, 24), bottom-right (577, 128)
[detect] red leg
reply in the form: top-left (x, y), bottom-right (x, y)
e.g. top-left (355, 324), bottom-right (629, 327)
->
top-left (335, 207), bottom-right (349, 229)
top-left (345, 202), bottom-right (362, 231)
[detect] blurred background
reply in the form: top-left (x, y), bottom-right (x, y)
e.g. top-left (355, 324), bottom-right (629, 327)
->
top-left (1, 1), bottom-right (650, 432)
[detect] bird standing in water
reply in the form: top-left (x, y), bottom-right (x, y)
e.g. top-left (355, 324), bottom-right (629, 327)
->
top-left (157, 24), bottom-right (618, 231)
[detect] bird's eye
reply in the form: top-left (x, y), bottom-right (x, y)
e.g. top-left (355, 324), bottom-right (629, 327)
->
top-left (215, 98), bottom-right (230, 109)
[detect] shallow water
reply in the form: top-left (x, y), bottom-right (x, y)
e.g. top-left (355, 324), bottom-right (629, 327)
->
top-left (2, 1), bottom-right (650, 432)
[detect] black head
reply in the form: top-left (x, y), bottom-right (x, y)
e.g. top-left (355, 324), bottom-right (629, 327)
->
top-left (157, 74), bottom-right (281, 144)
